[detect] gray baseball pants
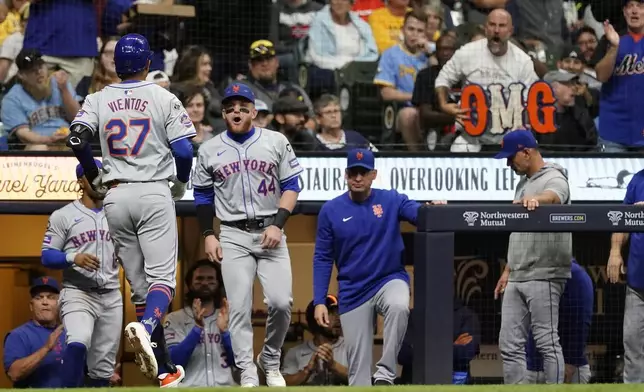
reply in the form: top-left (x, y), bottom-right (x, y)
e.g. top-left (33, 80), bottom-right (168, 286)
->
top-left (499, 279), bottom-right (565, 384)
top-left (339, 279), bottom-right (410, 386)
top-left (103, 182), bottom-right (178, 304)
top-left (219, 225), bottom-right (293, 386)
top-left (624, 286), bottom-right (644, 383)
top-left (59, 288), bottom-right (123, 379)
top-left (526, 364), bottom-right (591, 384)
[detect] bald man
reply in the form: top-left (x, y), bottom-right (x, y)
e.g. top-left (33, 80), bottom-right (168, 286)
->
top-left (434, 8), bottom-right (538, 152)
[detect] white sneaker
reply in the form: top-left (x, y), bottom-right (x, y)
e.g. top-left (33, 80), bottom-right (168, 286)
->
top-left (124, 322), bottom-right (159, 380)
top-left (159, 365), bottom-right (185, 388)
top-left (256, 354), bottom-right (286, 387)
top-left (241, 383), bottom-right (257, 388)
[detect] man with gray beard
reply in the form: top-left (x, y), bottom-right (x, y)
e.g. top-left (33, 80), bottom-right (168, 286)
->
top-left (492, 129), bottom-right (572, 384)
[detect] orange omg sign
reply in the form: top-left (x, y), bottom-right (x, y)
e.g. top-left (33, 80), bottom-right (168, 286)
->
top-left (460, 81), bottom-right (557, 136)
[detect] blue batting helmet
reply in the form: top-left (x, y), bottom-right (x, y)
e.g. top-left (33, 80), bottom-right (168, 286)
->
top-left (114, 34), bottom-right (152, 76)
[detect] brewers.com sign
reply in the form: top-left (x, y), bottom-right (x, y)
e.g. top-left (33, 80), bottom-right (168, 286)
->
top-left (0, 155), bottom-right (643, 202)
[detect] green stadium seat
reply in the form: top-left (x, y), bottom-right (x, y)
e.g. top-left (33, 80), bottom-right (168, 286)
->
top-left (333, 61), bottom-right (399, 150)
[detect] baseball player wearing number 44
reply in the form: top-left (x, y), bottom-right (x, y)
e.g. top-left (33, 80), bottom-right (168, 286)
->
top-left (313, 148), bottom-right (446, 386)
top-left (40, 160), bottom-right (123, 388)
top-left (66, 33), bottom-right (196, 386)
top-left (192, 82), bottom-right (303, 387)
top-left (493, 130), bottom-right (572, 385)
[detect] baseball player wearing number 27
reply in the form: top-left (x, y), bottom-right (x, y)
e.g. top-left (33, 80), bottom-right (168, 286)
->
top-left (192, 83), bottom-right (303, 387)
top-left (40, 160), bottom-right (123, 388)
top-left (313, 148), bottom-right (446, 386)
top-left (66, 33), bottom-right (196, 386)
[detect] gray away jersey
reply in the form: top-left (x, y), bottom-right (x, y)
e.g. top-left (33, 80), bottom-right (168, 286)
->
top-left (164, 307), bottom-right (236, 386)
top-left (192, 128), bottom-right (303, 221)
top-left (42, 201), bottom-right (119, 290)
top-left (72, 81), bottom-right (197, 183)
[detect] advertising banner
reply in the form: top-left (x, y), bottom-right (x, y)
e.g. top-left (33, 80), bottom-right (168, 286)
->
top-left (1, 155), bottom-right (642, 202)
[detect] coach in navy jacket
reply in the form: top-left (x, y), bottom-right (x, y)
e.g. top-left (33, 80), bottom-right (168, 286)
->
top-left (312, 148), bottom-right (445, 386)
top-left (397, 298), bottom-right (481, 385)
top-left (3, 277), bottom-right (66, 388)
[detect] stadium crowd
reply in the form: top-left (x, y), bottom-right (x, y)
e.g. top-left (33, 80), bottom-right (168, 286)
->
top-left (0, 0), bottom-right (640, 153)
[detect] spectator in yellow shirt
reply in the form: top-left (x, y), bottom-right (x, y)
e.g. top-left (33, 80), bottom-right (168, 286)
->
top-left (0, 0), bottom-right (27, 46)
top-left (368, 0), bottom-right (412, 53)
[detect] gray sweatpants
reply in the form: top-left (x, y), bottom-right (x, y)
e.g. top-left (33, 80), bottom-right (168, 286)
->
top-left (339, 279), bottom-right (410, 386)
top-left (499, 280), bottom-right (565, 384)
top-left (59, 288), bottom-right (123, 379)
top-left (624, 286), bottom-right (644, 383)
top-left (219, 225), bottom-right (293, 386)
top-left (104, 182), bottom-right (178, 304)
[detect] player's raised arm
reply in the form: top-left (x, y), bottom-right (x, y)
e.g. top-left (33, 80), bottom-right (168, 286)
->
top-left (166, 95), bottom-right (197, 185)
top-left (67, 94), bottom-right (100, 184)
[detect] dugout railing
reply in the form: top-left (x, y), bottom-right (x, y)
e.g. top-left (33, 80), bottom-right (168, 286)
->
top-left (413, 204), bottom-right (643, 385)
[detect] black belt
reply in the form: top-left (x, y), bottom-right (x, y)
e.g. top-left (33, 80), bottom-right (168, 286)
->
top-left (77, 287), bottom-right (116, 294)
top-left (105, 180), bottom-right (159, 189)
top-left (221, 217), bottom-right (275, 232)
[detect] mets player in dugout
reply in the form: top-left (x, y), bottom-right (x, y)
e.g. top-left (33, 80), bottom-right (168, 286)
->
top-left (313, 148), bottom-right (445, 386)
top-left (163, 260), bottom-right (239, 386)
top-left (66, 33), bottom-right (196, 386)
top-left (493, 129), bottom-right (572, 384)
top-left (41, 160), bottom-right (122, 388)
top-left (192, 82), bottom-right (303, 387)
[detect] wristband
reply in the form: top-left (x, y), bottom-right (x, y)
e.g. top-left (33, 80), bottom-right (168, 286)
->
top-left (272, 208), bottom-right (291, 229)
top-left (202, 229), bottom-right (215, 238)
top-left (66, 252), bottom-right (77, 265)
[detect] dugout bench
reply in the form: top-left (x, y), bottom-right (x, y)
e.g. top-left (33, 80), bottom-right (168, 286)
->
top-left (413, 204), bottom-right (642, 384)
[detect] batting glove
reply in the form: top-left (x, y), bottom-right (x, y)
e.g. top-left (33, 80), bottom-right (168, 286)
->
top-left (91, 170), bottom-right (108, 197)
top-left (170, 178), bottom-right (187, 201)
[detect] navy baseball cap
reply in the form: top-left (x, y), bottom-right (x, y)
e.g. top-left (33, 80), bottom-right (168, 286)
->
top-left (222, 83), bottom-right (256, 104)
top-left (494, 130), bottom-right (539, 159)
top-left (347, 148), bottom-right (375, 170)
top-left (30, 276), bottom-right (60, 296)
top-left (76, 159), bottom-right (103, 178)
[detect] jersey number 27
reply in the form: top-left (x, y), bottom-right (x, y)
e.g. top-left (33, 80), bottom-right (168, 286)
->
top-left (106, 118), bottom-right (151, 156)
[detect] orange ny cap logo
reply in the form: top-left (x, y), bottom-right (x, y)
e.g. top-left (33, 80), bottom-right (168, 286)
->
top-left (372, 204), bottom-right (383, 218)
top-left (42, 277), bottom-right (49, 284)
top-left (356, 151), bottom-right (363, 160)
top-left (232, 85), bottom-right (240, 93)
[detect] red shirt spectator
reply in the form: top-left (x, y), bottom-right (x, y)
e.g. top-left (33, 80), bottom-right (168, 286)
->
top-left (352, 0), bottom-right (383, 22)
